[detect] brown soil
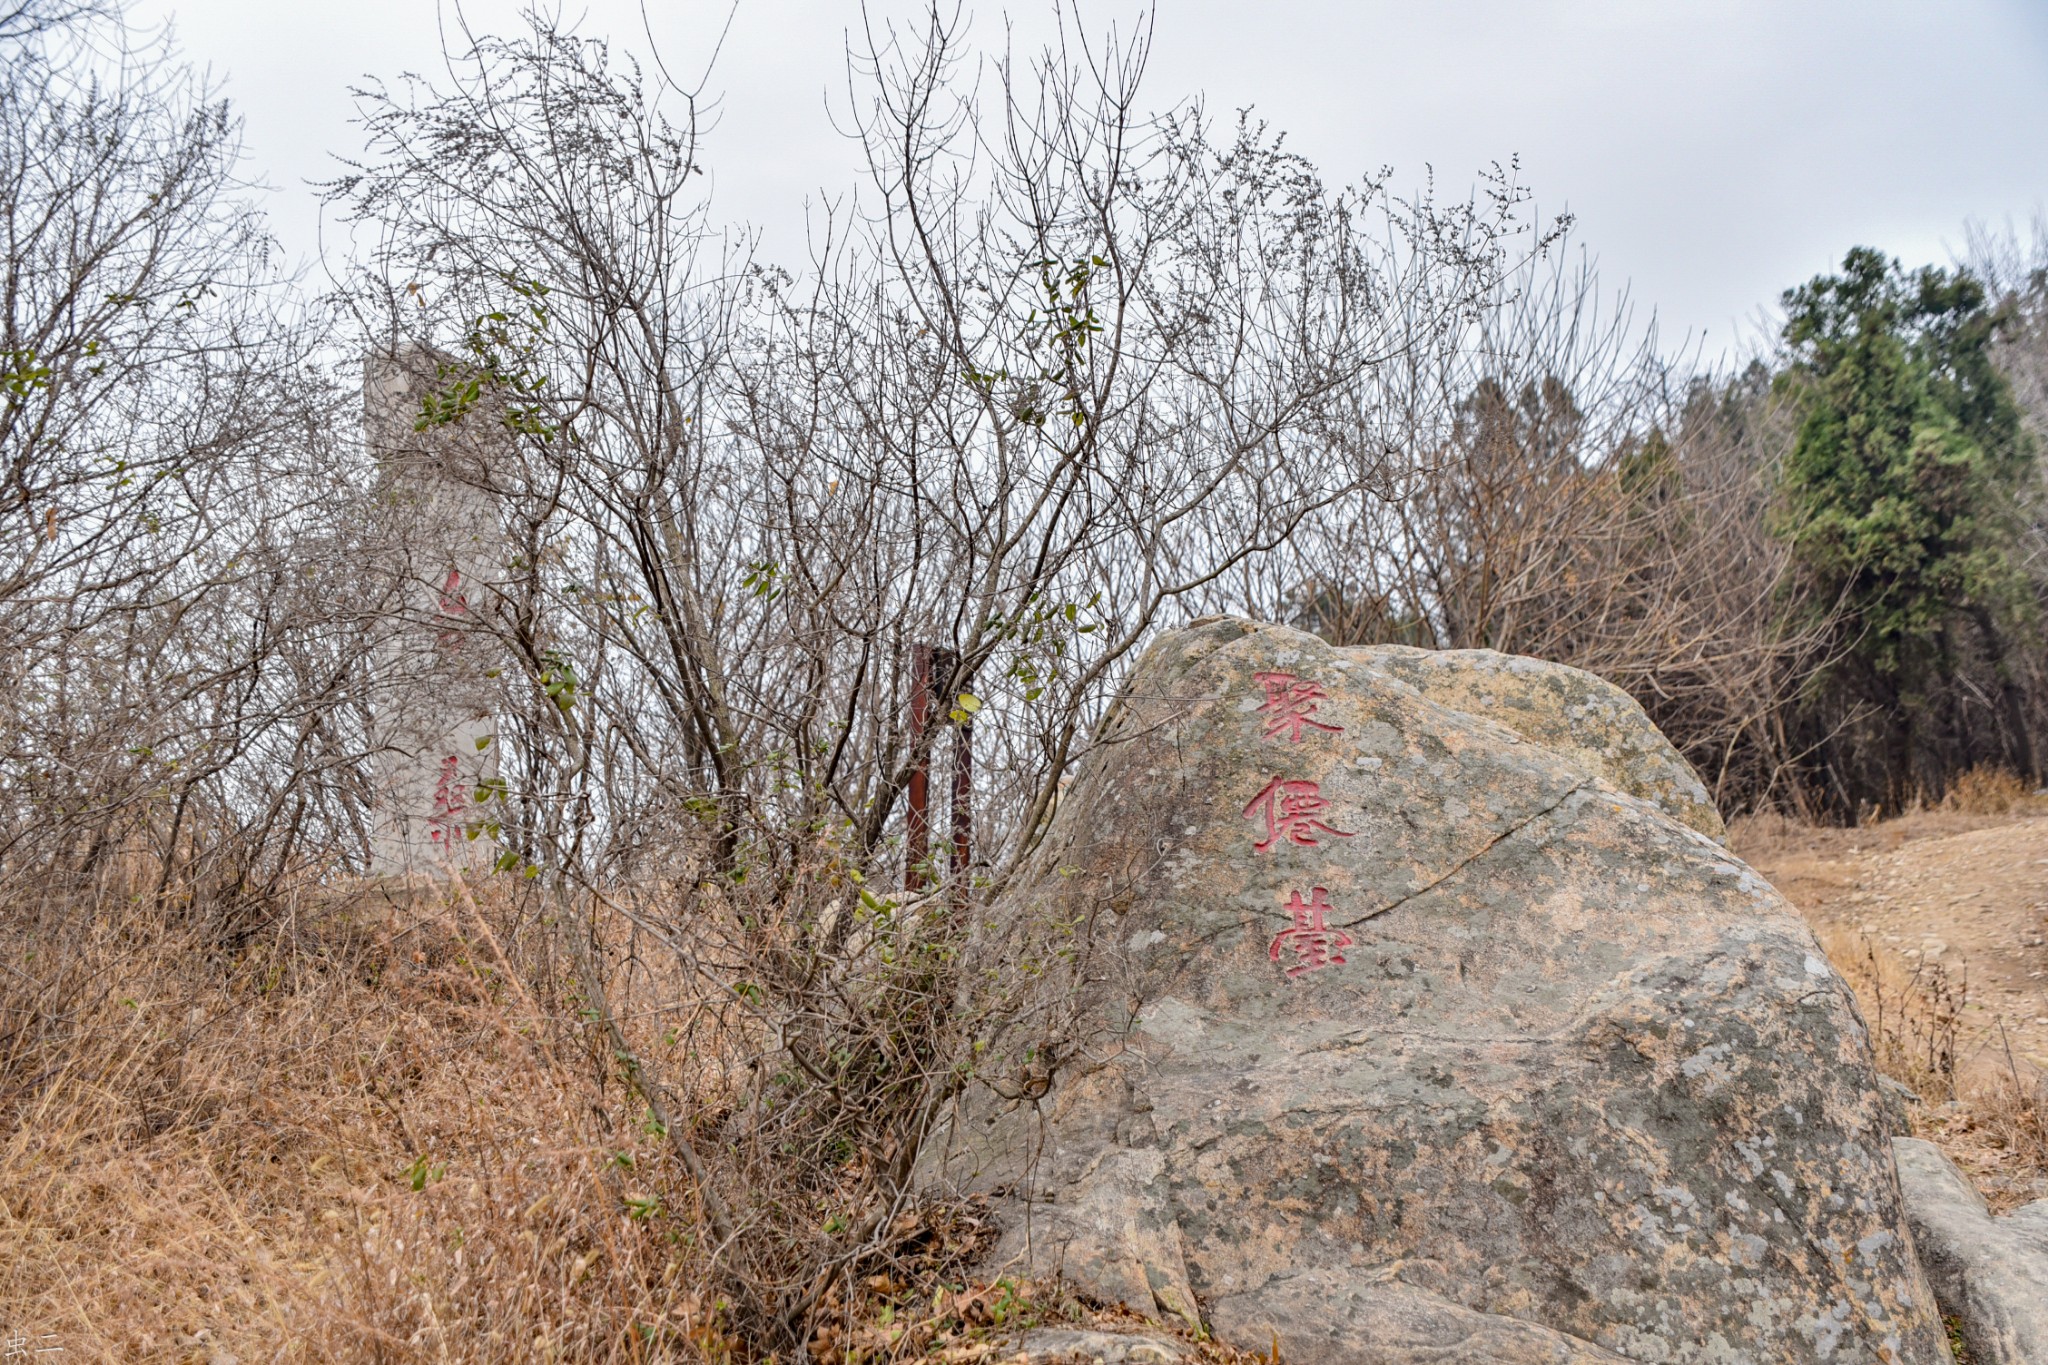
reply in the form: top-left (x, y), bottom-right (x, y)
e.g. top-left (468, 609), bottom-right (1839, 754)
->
top-left (1735, 801), bottom-right (2048, 1209)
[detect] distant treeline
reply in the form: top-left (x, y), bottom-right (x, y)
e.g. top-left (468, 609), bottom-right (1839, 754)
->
top-left (1291, 232), bottom-right (2048, 821)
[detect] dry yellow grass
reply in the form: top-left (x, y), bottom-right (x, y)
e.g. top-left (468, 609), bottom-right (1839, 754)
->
top-left (1815, 923), bottom-right (2048, 1212)
top-left (18, 829), bottom-right (2041, 1359)
top-left (1728, 797), bottom-right (2048, 867)
top-left (1940, 765), bottom-right (2038, 816)
top-left (1, 885), bottom-right (724, 1363)
top-left (2, 883), bottom-right (1238, 1364)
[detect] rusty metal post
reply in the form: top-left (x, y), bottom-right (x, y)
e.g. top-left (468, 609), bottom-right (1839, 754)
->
top-left (905, 643), bottom-right (935, 890)
top-left (951, 712), bottom-right (973, 909)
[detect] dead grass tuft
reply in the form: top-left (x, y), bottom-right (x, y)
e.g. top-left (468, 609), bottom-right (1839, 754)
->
top-left (1817, 926), bottom-right (1966, 1099)
top-left (1941, 766), bottom-right (2037, 816)
top-left (1816, 925), bottom-right (2048, 1212)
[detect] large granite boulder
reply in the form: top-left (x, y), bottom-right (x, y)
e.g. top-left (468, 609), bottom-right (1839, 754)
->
top-left (935, 618), bottom-right (1948, 1365)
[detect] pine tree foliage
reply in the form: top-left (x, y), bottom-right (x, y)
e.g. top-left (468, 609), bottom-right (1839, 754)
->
top-left (1775, 246), bottom-right (2040, 805)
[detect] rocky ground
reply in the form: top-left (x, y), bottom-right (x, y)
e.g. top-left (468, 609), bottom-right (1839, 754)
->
top-left (1735, 800), bottom-right (2048, 1210)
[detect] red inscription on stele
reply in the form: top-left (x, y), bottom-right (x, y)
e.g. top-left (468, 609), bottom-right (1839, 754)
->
top-left (1253, 670), bottom-right (1341, 742)
top-left (428, 753), bottom-right (467, 847)
top-left (436, 568), bottom-right (469, 650)
top-left (1270, 887), bottom-right (1352, 978)
top-left (437, 568), bottom-right (468, 616)
top-left (1243, 774), bottom-right (1355, 852)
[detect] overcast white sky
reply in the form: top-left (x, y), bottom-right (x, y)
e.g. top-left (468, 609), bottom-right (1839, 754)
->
top-left (130, 0), bottom-right (2048, 363)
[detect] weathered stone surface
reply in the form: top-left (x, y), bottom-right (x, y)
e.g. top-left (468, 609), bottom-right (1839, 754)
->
top-left (937, 618), bottom-right (1948, 1364)
top-left (1892, 1137), bottom-right (2048, 1364)
top-left (1355, 645), bottom-right (1726, 842)
top-left (996, 1327), bottom-right (1193, 1365)
top-left (1207, 1265), bottom-right (1634, 1365)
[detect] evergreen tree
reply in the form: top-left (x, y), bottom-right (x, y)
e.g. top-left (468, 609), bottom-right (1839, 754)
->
top-left (1776, 247), bottom-right (2038, 805)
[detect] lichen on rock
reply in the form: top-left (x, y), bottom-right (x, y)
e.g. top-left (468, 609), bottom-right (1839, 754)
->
top-left (1351, 643), bottom-right (1727, 842)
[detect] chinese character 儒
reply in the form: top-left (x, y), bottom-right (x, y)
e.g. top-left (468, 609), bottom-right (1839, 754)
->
top-left (1243, 775), bottom-right (1355, 852)
top-left (428, 753), bottom-right (466, 847)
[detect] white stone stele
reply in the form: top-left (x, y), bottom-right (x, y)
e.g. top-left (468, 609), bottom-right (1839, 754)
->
top-left (363, 346), bottom-right (505, 880)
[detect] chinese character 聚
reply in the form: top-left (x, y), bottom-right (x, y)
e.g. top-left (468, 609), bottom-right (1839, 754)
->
top-left (435, 567), bottom-right (469, 649)
top-left (1253, 671), bottom-right (1341, 743)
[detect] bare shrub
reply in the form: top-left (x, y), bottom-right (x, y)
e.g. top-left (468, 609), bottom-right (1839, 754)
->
top-left (1819, 927), bottom-right (1966, 1101)
top-left (1259, 244), bottom-right (1837, 814)
top-left (1815, 926), bottom-right (2047, 1212)
top-left (316, 5), bottom-right (1556, 1348)
top-left (1972, 1021), bottom-right (2048, 1192)
top-left (0, 1), bottom-right (374, 924)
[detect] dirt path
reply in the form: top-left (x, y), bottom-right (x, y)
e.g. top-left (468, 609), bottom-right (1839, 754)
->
top-left (1738, 805), bottom-right (2048, 1208)
top-left (1741, 806), bottom-right (2048, 1074)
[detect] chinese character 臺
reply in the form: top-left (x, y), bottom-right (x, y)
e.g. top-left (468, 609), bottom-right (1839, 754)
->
top-left (1242, 775), bottom-right (1355, 852)
top-left (1253, 671), bottom-right (1341, 743)
top-left (1270, 887), bottom-right (1353, 978)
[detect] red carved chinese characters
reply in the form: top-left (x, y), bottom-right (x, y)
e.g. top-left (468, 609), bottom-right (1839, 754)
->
top-left (1253, 670), bottom-right (1341, 742)
top-left (435, 568), bottom-right (470, 651)
top-left (1241, 668), bottom-right (1356, 981)
top-left (1269, 887), bottom-right (1353, 978)
top-left (437, 567), bottom-right (469, 617)
top-left (428, 753), bottom-right (467, 847)
top-left (1243, 774), bottom-right (1355, 852)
